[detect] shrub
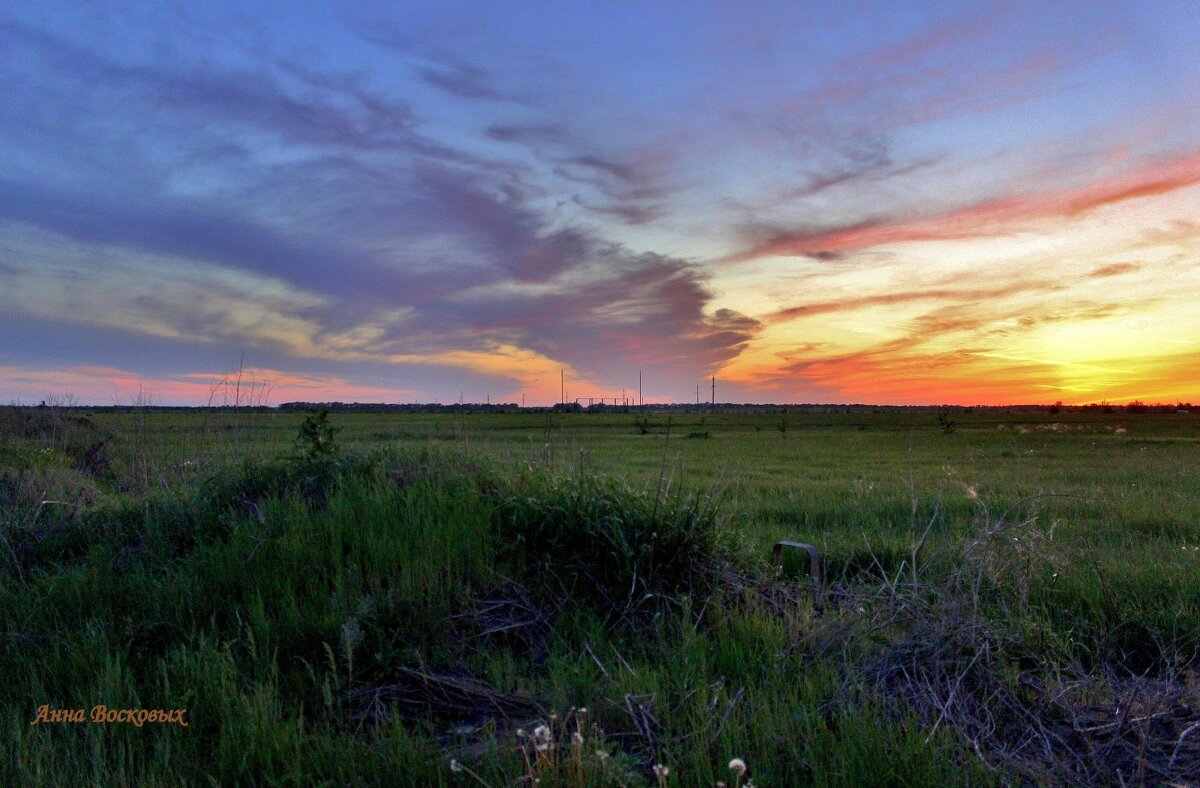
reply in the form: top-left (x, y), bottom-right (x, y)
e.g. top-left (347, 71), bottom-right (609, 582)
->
top-left (296, 408), bottom-right (341, 458)
top-left (936, 410), bottom-right (958, 434)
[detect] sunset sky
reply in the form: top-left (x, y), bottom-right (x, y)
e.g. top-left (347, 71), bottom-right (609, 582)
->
top-left (2, 1), bottom-right (1198, 405)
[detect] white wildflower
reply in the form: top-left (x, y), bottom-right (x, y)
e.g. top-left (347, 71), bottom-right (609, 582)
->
top-left (728, 758), bottom-right (747, 776)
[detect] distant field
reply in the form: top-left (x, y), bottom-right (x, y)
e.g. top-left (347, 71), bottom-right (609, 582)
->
top-left (3, 406), bottom-right (1198, 784)
top-left (83, 406), bottom-right (1200, 589)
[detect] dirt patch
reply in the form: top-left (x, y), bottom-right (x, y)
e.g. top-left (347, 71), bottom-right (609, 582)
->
top-left (451, 582), bottom-right (553, 662)
top-left (344, 668), bottom-right (544, 734)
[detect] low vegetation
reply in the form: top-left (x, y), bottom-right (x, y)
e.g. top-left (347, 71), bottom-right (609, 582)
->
top-left (2, 404), bottom-right (1198, 784)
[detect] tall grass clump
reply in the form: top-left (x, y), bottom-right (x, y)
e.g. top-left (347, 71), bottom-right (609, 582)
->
top-left (492, 473), bottom-right (734, 622)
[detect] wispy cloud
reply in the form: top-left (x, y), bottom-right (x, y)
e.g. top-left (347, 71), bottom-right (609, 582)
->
top-left (1089, 262), bottom-right (1140, 278)
top-left (355, 18), bottom-right (521, 103)
top-left (5, 22), bottom-right (419, 152)
top-left (766, 280), bottom-right (1065, 323)
top-left (724, 152), bottom-right (1200, 262)
top-left (781, 8), bottom-right (1108, 132)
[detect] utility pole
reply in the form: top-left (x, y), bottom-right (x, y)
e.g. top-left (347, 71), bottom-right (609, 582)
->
top-left (639, 370), bottom-right (643, 406)
top-left (560, 368), bottom-right (564, 405)
top-left (695, 384), bottom-right (700, 405)
top-left (711, 375), bottom-right (716, 406)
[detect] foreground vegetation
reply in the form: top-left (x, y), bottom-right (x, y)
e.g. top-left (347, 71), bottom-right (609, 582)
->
top-left (2, 405), bottom-right (1198, 785)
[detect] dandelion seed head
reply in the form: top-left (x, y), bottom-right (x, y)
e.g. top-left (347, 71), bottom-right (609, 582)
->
top-left (449, 759), bottom-right (463, 773)
top-left (652, 764), bottom-right (670, 778)
top-left (572, 731), bottom-right (584, 745)
top-left (729, 758), bottom-right (747, 775)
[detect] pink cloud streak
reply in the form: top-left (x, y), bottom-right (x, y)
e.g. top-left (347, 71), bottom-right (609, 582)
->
top-left (723, 151), bottom-right (1200, 263)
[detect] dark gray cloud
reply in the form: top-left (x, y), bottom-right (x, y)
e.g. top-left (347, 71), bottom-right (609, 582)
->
top-left (418, 62), bottom-right (506, 101)
top-left (430, 250), bottom-right (761, 381)
top-left (485, 123), bottom-right (568, 144)
top-left (555, 154), bottom-right (666, 200)
top-left (571, 197), bottom-right (665, 226)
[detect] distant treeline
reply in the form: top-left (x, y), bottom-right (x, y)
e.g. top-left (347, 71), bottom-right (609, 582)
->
top-left (277, 402), bottom-right (522, 413)
top-left (6, 400), bottom-right (1192, 415)
top-left (1073, 400), bottom-right (1194, 414)
top-left (272, 400), bottom-right (1195, 415)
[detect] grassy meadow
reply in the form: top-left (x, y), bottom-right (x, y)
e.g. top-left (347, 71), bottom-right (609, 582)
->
top-left (2, 404), bottom-right (1198, 785)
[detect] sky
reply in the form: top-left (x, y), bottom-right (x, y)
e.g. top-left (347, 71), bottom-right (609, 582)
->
top-left (2, 1), bottom-right (1198, 406)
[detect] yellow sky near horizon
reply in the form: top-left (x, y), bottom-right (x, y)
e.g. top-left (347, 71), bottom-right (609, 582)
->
top-left (714, 182), bottom-right (1200, 404)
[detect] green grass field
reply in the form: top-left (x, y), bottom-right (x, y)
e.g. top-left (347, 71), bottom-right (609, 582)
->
top-left (2, 405), bottom-right (1198, 785)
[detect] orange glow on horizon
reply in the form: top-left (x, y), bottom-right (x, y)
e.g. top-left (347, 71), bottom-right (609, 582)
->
top-left (712, 176), bottom-right (1200, 405)
top-left (0, 365), bottom-right (419, 407)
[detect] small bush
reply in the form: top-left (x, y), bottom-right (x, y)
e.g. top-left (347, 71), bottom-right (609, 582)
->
top-left (296, 408), bottom-right (341, 458)
top-left (936, 410), bottom-right (958, 434)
